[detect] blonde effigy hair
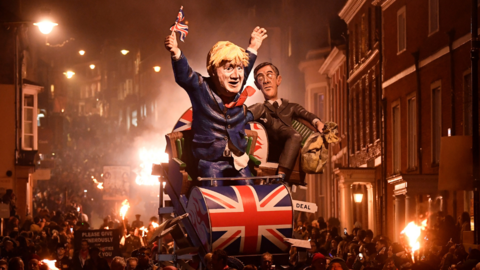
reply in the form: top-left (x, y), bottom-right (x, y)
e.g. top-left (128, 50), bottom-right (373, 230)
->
top-left (206, 41), bottom-right (249, 76)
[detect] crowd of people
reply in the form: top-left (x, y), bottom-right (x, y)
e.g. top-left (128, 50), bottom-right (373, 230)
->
top-left (284, 212), bottom-right (477, 270)
top-left (0, 112), bottom-right (475, 270)
top-left (0, 199), bottom-right (477, 270)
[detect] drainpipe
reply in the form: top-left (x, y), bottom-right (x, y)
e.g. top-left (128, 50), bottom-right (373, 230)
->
top-left (412, 51), bottom-right (422, 175)
top-left (471, 0), bottom-right (480, 244)
top-left (447, 29), bottom-right (457, 219)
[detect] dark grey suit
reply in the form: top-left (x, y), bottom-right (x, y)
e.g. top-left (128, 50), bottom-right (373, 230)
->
top-left (247, 99), bottom-right (320, 170)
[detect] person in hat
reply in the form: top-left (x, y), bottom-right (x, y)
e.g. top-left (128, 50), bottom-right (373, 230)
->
top-left (303, 253), bottom-right (327, 270)
top-left (54, 243), bottom-right (73, 270)
top-left (131, 215), bottom-right (143, 230)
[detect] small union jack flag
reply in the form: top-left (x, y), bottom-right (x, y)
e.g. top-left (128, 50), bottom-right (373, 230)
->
top-left (199, 185), bottom-right (293, 255)
top-left (170, 6), bottom-right (189, 42)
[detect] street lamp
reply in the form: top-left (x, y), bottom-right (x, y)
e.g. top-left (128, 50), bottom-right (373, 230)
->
top-left (63, 71), bottom-right (75, 79)
top-left (33, 21), bottom-right (58, 35)
top-left (79, 50), bottom-right (85, 56)
top-left (153, 66), bottom-right (161, 72)
top-left (90, 64), bottom-right (95, 69)
top-left (121, 50), bottom-right (129, 55)
top-left (353, 193), bottom-right (364, 203)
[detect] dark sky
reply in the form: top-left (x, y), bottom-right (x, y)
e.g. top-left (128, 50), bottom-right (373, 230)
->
top-left (17, 0), bottom-right (346, 58)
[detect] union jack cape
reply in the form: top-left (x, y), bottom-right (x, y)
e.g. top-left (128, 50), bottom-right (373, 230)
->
top-left (170, 6), bottom-right (189, 42)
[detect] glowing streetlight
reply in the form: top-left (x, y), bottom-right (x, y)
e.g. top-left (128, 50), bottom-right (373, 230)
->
top-left (34, 21), bottom-right (58, 35)
top-left (79, 50), bottom-right (85, 56)
top-left (353, 193), bottom-right (364, 203)
top-left (63, 71), bottom-right (75, 79)
top-left (121, 50), bottom-right (129, 55)
top-left (153, 66), bottom-right (161, 72)
top-left (90, 64), bottom-right (95, 69)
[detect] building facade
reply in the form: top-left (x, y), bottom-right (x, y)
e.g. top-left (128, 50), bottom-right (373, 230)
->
top-left (382, 0), bottom-right (476, 240)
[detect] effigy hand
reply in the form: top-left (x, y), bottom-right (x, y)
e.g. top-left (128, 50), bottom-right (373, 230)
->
top-left (165, 32), bottom-right (180, 57)
top-left (248, 26), bottom-right (268, 52)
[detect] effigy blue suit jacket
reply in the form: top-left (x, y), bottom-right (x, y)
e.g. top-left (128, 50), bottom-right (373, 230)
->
top-left (171, 51), bottom-right (256, 162)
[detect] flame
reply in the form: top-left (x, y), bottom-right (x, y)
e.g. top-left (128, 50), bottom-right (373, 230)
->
top-left (151, 222), bottom-right (159, 228)
top-left (135, 148), bottom-right (169, 186)
top-left (139, 226), bottom-right (149, 237)
top-left (92, 177), bottom-right (104, 190)
top-left (400, 219), bottom-right (427, 262)
top-left (105, 226), bottom-right (109, 230)
top-left (41, 260), bottom-right (59, 270)
top-left (120, 199), bottom-right (130, 220)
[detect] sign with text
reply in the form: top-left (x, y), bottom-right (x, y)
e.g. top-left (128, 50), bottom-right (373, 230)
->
top-left (292, 200), bottom-right (318, 213)
top-left (74, 229), bottom-right (120, 259)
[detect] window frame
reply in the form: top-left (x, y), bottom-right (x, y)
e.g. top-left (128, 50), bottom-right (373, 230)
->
top-left (431, 80), bottom-right (442, 166)
top-left (22, 87), bottom-right (38, 151)
top-left (407, 92), bottom-right (417, 170)
top-left (391, 99), bottom-right (401, 174)
top-left (463, 69), bottom-right (472, 136)
top-left (428, 0), bottom-right (440, 36)
top-left (397, 6), bottom-right (407, 54)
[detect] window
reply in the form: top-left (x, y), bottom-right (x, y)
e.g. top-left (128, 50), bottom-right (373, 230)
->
top-left (313, 91), bottom-right (325, 120)
top-left (429, 0), bottom-right (439, 35)
top-left (397, 6), bottom-right (407, 53)
top-left (432, 82), bottom-right (442, 164)
top-left (392, 103), bottom-right (401, 174)
top-left (407, 95), bottom-right (417, 169)
top-left (464, 71), bottom-right (472, 135)
top-left (22, 89), bottom-right (38, 150)
top-left (132, 110), bottom-right (138, 127)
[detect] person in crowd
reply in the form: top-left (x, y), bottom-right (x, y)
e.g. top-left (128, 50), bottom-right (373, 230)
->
top-left (8, 258), bottom-right (24, 270)
top-left (0, 259), bottom-right (7, 270)
top-left (260, 252), bottom-right (273, 270)
top-left (132, 215), bottom-right (143, 230)
top-left (30, 218), bottom-right (46, 233)
top-left (204, 253), bottom-right (213, 270)
top-left (454, 248), bottom-right (480, 270)
top-left (304, 253), bottom-right (326, 270)
top-left (135, 247), bottom-right (156, 270)
top-left (0, 239), bottom-right (15, 262)
top-left (111, 257), bottom-right (126, 270)
top-left (327, 257), bottom-right (349, 270)
top-left (212, 250), bottom-right (229, 270)
top-left (54, 244), bottom-right (72, 270)
top-left (126, 257), bottom-right (138, 270)
top-left (72, 240), bottom-right (90, 270)
top-left (26, 259), bottom-right (39, 270)
top-left (375, 239), bottom-right (388, 266)
top-left (84, 247), bottom-right (109, 270)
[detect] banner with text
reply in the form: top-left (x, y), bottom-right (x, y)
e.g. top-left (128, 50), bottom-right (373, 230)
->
top-left (74, 229), bottom-right (120, 259)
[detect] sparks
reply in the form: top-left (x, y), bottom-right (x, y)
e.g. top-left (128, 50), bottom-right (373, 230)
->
top-left (135, 148), bottom-right (168, 186)
top-left (120, 199), bottom-right (130, 220)
top-left (41, 260), bottom-right (59, 270)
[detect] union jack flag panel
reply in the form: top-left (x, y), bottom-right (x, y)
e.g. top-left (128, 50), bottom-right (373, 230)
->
top-left (173, 108), bottom-right (193, 132)
top-left (198, 184), bottom-right (293, 255)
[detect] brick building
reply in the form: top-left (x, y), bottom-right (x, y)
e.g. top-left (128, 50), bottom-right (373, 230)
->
top-left (336, 0), bottom-right (384, 234)
top-left (381, 0), bottom-right (476, 240)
